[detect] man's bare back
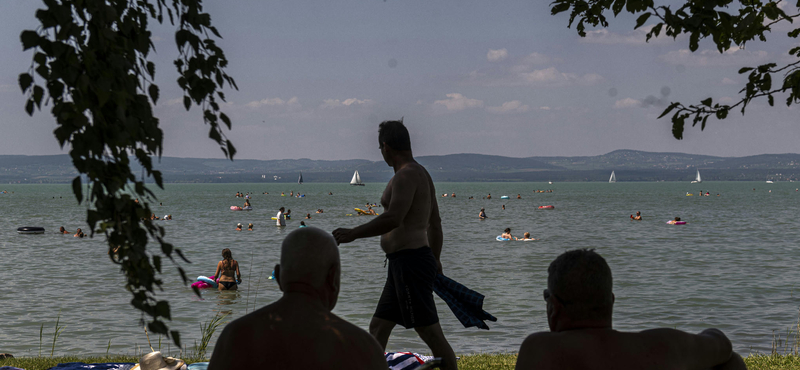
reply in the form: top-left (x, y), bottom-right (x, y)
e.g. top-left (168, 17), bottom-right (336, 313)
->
top-left (210, 297), bottom-right (387, 370)
top-left (379, 162), bottom-right (435, 254)
top-left (517, 328), bottom-right (744, 370)
top-left (209, 227), bottom-right (387, 370)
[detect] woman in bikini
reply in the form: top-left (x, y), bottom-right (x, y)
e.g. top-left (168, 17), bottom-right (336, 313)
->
top-left (214, 248), bottom-right (241, 291)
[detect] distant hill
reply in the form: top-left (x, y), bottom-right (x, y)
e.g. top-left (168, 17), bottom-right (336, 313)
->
top-left (1, 150), bottom-right (799, 183)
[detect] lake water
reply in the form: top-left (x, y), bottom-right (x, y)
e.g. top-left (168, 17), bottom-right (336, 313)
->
top-left (1, 181), bottom-right (798, 357)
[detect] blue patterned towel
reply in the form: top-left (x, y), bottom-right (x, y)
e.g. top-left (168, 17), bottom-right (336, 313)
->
top-left (433, 274), bottom-right (497, 330)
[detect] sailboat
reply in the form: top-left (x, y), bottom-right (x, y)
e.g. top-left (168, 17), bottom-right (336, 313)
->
top-left (609, 171), bottom-right (616, 183)
top-left (350, 170), bottom-right (365, 186)
top-left (298, 172), bottom-right (303, 184)
top-left (691, 169), bottom-right (702, 183)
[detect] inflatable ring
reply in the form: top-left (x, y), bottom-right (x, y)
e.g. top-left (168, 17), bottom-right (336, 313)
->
top-left (17, 226), bottom-right (45, 234)
top-left (538, 205), bottom-right (555, 209)
top-left (230, 206), bottom-right (243, 211)
top-left (668, 221), bottom-right (687, 225)
top-left (496, 236), bottom-right (512, 241)
top-left (197, 276), bottom-right (218, 288)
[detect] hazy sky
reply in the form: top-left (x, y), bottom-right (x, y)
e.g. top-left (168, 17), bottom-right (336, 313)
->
top-left (1, 0), bottom-right (797, 161)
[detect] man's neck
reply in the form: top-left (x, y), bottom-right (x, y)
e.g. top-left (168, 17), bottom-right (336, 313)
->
top-left (553, 319), bottom-right (612, 332)
top-left (390, 152), bottom-right (415, 173)
top-left (280, 282), bottom-right (330, 310)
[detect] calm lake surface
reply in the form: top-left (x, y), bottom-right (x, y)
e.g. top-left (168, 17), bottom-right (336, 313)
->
top-left (1, 181), bottom-right (798, 356)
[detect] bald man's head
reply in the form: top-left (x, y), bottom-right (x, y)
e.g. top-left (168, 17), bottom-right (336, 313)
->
top-left (278, 227), bottom-right (341, 304)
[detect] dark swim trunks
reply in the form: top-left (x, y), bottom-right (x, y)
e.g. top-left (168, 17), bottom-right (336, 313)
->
top-left (374, 247), bottom-right (439, 329)
top-left (219, 281), bottom-right (237, 289)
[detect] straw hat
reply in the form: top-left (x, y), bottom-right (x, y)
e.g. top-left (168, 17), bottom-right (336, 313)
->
top-left (131, 351), bottom-right (186, 370)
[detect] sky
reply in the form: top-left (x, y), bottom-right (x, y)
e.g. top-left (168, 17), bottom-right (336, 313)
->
top-left (0, 0), bottom-right (798, 161)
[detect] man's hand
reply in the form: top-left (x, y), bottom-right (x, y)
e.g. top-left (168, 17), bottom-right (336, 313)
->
top-left (332, 228), bottom-right (356, 245)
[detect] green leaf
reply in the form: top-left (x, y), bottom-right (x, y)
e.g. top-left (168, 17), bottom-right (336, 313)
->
top-left (551, 2), bottom-right (571, 15)
top-left (700, 97), bottom-right (712, 106)
top-left (146, 61), bottom-right (155, 79)
top-left (72, 176), bottom-right (83, 204)
top-left (170, 331), bottom-right (181, 347)
top-left (148, 321), bottom-right (168, 335)
top-left (20, 30), bottom-right (39, 50)
top-left (25, 100), bottom-right (34, 116)
top-left (671, 115), bottom-right (685, 140)
top-left (768, 94), bottom-right (774, 106)
top-left (148, 84), bottom-right (159, 104)
top-left (635, 12), bottom-right (651, 29)
top-left (220, 112), bottom-right (231, 129)
top-left (33, 85), bottom-right (44, 108)
top-left (658, 102), bottom-right (679, 119)
top-left (738, 67), bottom-right (753, 74)
top-left (19, 73), bottom-right (33, 92)
top-left (183, 96), bottom-right (191, 110)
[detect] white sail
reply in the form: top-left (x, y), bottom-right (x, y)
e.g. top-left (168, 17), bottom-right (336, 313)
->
top-left (691, 169), bottom-right (702, 183)
top-left (298, 172), bottom-right (303, 184)
top-left (350, 170), bottom-right (364, 185)
top-left (609, 171), bottom-right (616, 183)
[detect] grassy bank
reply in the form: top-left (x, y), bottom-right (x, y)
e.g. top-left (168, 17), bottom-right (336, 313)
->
top-left (2, 353), bottom-right (799, 370)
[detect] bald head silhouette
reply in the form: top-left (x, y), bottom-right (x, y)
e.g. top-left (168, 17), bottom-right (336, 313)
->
top-left (275, 227), bottom-right (341, 310)
top-left (208, 227), bottom-right (389, 370)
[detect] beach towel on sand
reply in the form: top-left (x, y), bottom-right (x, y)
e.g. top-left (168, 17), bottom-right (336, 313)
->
top-left (47, 363), bottom-right (135, 370)
top-left (433, 274), bottom-right (497, 330)
top-left (385, 352), bottom-right (435, 370)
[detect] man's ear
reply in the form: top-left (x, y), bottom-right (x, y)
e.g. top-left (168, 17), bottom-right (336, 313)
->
top-left (325, 264), bottom-right (340, 309)
top-left (274, 264), bottom-right (283, 291)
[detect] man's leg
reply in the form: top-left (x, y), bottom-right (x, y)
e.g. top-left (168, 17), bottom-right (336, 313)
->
top-left (415, 322), bottom-right (458, 370)
top-left (369, 316), bottom-right (397, 350)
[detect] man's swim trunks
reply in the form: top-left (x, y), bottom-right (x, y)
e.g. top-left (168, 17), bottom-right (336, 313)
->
top-left (375, 246), bottom-right (439, 329)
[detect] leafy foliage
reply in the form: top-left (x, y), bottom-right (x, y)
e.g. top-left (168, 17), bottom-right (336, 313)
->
top-left (19, 0), bottom-right (236, 345)
top-left (551, 0), bottom-right (800, 139)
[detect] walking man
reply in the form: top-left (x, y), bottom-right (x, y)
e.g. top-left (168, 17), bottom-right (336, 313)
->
top-left (333, 120), bottom-right (457, 370)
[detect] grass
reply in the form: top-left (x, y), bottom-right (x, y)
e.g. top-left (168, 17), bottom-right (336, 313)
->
top-left (3, 353), bottom-right (800, 370)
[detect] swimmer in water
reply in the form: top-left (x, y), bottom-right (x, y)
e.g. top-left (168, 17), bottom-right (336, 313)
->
top-left (487, 193), bottom-right (492, 199)
top-left (299, 221), bottom-right (307, 228)
top-left (667, 217), bottom-right (682, 225)
top-left (248, 223), bottom-right (254, 231)
top-left (305, 213), bottom-right (312, 219)
top-left (244, 199), bottom-right (251, 207)
top-left (74, 228), bottom-right (82, 237)
top-left (214, 248), bottom-right (241, 291)
top-left (501, 228), bottom-right (514, 240)
top-left (479, 208), bottom-right (487, 219)
top-left (519, 232), bottom-right (537, 241)
top-left (502, 204), bottom-right (505, 210)
top-left (59, 226), bottom-right (69, 234)
top-left (236, 223), bottom-right (243, 231)
top-left (631, 211), bottom-right (642, 221)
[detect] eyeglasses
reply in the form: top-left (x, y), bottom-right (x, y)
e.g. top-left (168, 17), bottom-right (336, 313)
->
top-left (543, 289), bottom-right (571, 305)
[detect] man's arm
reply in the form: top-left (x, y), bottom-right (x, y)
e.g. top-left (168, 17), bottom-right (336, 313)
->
top-left (333, 168), bottom-right (418, 243)
top-left (427, 176), bottom-right (443, 273)
top-left (641, 328), bottom-right (736, 369)
top-left (207, 324), bottom-right (236, 370)
top-left (515, 333), bottom-right (556, 370)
